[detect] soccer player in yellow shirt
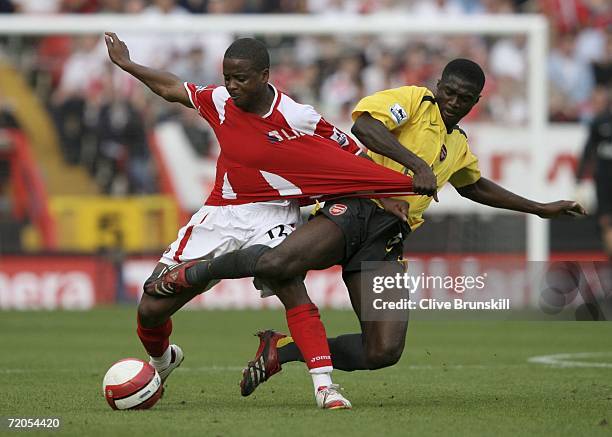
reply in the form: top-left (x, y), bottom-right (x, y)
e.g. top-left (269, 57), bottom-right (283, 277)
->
top-left (151, 59), bottom-right (586, 399)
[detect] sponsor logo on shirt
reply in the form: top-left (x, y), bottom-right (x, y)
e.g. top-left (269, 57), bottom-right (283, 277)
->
top-left (331, 127), bottom-right (348, 146)
top-left (267, 129), bottom-right (305, 143)
top-left (390, 103), bottom-right (407, 125)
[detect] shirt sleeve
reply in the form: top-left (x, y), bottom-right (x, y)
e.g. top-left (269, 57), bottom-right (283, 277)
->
top-left (449, 140), bottom-right (482, 188)
top-left (184, 82), bottom-right (218, 124)
top-left (352, 87), bottom-right (416, 131)
top-left (314, 117), bottom-right (363, 155)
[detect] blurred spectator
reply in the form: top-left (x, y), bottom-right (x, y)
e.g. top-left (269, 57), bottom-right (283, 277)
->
top-left (99, 0), bottom-right (124, 12)
top-left (60, 0), bottom-right (99, 13)
top-left (287, 62), bottom-right (320, 105)
top-left (174, 45), bottom-right (216, 85)
top-left (487, 78), bottom-right (528, 124)
top-left (320, 53), bottom-right (362, 119)
top-left (306, 0), bottom-right (360, 15)
top-left (52, 35), bottom-right (106, 165)
top-left (396, 44), bottom-right (434, 88)
top-left (11, 0), bottom-right (60, 13)
top-left (575, 22), bottom-right (606, 64)
top-left (478, 0), bottom-right (515, 13)
top-left (361, 48), bottom-right (397, 95)
top-left (252, 0), bottom-right (306, 13)
top-left (576, 87), bottom-right (612, 261)
top-left (489, 36), bottom-right (525, 82)
top-left (94, 79), bottom-right (155, 195)
top-left (0, 0), bottom-right (15, 13)
top-left (412, 0), bottom-right (465, 16)
top-left (146, 0), bottom-right (188, 14)
top-left (548, 32), bottom-right (595, 121)
top-left (592, 27), bottom-right (611, 87)
top-left (178, 0), bottom-right (207, 13)
top-left (178, 105), bottom-right (215, 157)
top-left (538, 0), bottom-right (590, 33)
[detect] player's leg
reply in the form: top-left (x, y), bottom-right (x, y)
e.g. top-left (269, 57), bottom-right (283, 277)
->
top-left (275, 262), bottom-right (408, 371)
top-left (342, 263), bottom-right (409, 369)
top-left (240, 278), bottom-right (349, 408)
top-left (137, 263), bottom-right (210, 382)
top-left (274, 200), bottom-right (410, 371)
top-left (137, 205), bottom-right (230, 383)
top-left (237, 203), bottom-right (350, 408)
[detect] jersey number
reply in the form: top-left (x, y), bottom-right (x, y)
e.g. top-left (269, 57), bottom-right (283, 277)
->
top-left (266, 224), bottom-right (291, 240)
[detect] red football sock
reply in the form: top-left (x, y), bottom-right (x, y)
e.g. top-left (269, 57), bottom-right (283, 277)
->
top-left (285, 303), bottom-right (333, 371)
top-left (136, 316), bottom-right (172, 358)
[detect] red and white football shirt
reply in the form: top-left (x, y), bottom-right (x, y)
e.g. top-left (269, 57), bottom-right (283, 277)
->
top-left (184, 82), bottom-right (413, 206)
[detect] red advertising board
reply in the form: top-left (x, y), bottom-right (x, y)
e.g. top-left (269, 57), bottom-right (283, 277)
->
top-left (0, 256), bottom-right (117, 309)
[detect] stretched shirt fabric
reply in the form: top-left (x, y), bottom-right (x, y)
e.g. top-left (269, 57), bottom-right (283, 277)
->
top-left (184, 82), bottom-right (414, 206)
top-left (352, 85), bottom-right (482, 230)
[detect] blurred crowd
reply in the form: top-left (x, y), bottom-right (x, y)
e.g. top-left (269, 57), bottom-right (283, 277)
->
top-left (0, 0), bottom-right (610, 195)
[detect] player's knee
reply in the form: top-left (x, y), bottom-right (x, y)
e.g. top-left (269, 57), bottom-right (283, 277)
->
top-left (273, 279), bottom-right (311, 308)
top-left (256, 251), bottom-right (297, 280)
top-left (365, 341), bottom-right (404, 370)
top-left (137, 292), bottom-right (168, 328)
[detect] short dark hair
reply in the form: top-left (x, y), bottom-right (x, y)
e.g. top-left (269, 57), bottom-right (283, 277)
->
top-left (224, 38), bottom-right (270, 71)
top-left (441, 58), bottom-right (485, 92)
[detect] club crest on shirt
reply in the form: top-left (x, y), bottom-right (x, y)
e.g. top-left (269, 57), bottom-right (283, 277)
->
top-left (390, 103), bottom-right (407, 125)
top-left (329, 203), bottom-right (348, 216)
top-left (440, 144), bottom-right (447, 162)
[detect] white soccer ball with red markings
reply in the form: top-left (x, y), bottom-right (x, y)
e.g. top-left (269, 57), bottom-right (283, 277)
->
top-left (102, 358), bottom-right (163, 410)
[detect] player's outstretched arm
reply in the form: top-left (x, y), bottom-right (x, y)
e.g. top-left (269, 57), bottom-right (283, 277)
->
top-left (352, 113), bottom-right (438, 201)
top-left (456, 177), bottom-right (587, 218)
top-left (104, 32), bottom-right (191, 108)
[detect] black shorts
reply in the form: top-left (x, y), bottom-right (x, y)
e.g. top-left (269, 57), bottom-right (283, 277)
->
top-left (316, 198), bottom-right (411, 273)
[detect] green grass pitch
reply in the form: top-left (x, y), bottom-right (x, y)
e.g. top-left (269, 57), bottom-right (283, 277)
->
top-left (1, 307), bottom-right (611, 436)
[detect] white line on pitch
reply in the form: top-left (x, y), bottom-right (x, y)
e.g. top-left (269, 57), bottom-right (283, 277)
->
top-left (528, 352), bottom-right (612, 368)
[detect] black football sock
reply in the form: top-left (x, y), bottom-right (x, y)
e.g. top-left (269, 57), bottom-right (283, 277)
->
top-left (185, 244), bottom-right (270, 286)
top-left (278, 334), bottom-right (368, 371)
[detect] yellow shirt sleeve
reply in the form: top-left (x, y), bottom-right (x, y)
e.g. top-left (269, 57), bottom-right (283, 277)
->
top-left (449, 141), bottom-right (481, 188)
top-left (352, 87), bottom-right (422, 131)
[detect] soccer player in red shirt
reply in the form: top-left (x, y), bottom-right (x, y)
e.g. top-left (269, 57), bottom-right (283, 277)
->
top-left (105, 33), bottom-right (420, 409)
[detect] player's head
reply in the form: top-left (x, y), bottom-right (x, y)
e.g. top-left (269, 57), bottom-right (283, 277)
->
top-left (435, 58), bottom-right (485, 127)
top-left (223, 38), bottom-right (270, 110)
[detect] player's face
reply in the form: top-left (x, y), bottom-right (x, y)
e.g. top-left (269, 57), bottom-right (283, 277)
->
top-left (223, 58), bottom-right (269, 111)
top-left (435, 75), bottom-right (481, 127)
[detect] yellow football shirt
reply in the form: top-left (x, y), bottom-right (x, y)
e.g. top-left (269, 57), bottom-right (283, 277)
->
top-left (352, 86), bottom-right (481, 230)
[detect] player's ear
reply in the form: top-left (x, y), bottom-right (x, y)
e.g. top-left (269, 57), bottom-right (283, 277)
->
top-left (475, 95), bottom-right (481, 104)
top-left (435, 79), bottom-right (442, 92)
top-left (260, 67), bottom-right (270, 83)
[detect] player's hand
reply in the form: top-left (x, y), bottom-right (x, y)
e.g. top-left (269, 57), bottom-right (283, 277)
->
top-left (537, 200), bottom-right (587, 218)
top-left (380, 198), bottom-right (409, 222)
top-left (412, 164), bottom-right (439, 202)
top-left (104, 32), bottom-right (131, 68)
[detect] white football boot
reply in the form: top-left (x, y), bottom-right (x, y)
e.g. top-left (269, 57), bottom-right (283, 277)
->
top-left (150, 344), bottom-right (184, 384)
top-left (315, 384), bottom-right (352, 410)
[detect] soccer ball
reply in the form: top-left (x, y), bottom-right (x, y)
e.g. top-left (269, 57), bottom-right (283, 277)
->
top-left (102, 358), bottom-right (163, 410)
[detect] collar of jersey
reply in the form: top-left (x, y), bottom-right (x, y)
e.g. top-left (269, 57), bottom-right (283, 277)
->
top-left (261, 84), bottom-right (279, 119)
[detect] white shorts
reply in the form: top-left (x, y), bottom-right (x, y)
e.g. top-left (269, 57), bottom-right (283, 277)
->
top-left (160, 200), bottom-right (302, 295)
